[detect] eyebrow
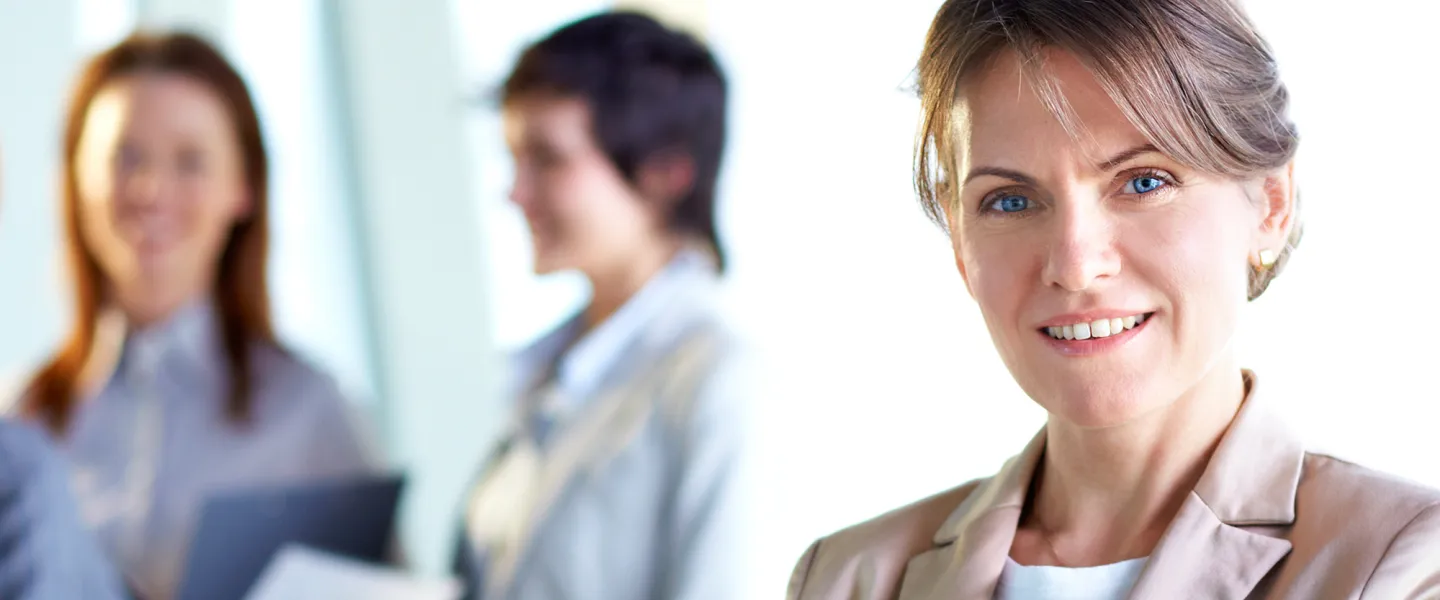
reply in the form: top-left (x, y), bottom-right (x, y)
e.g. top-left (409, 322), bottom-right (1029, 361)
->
top-left (1094, 143), bottom-right (1162, 172)
top-left (961, 143), bottom-right (1164, 187)
top-left (963, 167), bottom-right (1038, 187)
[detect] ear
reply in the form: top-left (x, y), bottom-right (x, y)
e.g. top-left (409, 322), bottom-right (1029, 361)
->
top-left (1253, 160), bottom-right (1296, 258)
top-left (635, 151), bottom-right (696, 211)
top-left (234, 183), bottom-right (256, 222)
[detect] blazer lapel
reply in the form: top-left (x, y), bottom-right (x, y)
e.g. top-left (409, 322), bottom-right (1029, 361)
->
top-left (898, 506), bottom-right (1024, 600)
top-left (899, 432), bottom-right (1046, 600)
top-left (1127, 492), bottom-right (1291, 598)
top-left (1131, 371), bottom-right (1303, 598)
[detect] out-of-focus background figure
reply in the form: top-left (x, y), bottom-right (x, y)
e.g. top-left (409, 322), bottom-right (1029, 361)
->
top-left (452, 11), bottom-right (751, 600)
top-left (6, 31), bottom-right (381, 600)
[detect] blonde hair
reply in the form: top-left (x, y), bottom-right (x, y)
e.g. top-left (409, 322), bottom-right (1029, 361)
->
top-left (915, 0), bottom-right (1302, 299)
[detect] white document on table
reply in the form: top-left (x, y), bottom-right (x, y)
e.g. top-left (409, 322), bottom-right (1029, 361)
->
top-left (245, 544), bottom-right (461, 600)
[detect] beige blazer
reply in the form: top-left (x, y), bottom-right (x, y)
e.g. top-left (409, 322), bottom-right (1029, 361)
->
top-left (787, 373), bottom-right (1440, 599)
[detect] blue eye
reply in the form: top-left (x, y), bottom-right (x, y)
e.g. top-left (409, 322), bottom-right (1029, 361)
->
top-left (989, 194), bottom-right (1030, 213)
top-left (1126, 175), bottom-right (1165, 194)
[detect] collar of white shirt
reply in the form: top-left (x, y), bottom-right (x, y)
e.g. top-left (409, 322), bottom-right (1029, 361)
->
top-left (513, 247), bottom-right (719, 421)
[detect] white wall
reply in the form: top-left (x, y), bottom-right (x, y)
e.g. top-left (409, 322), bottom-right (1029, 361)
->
top-left (0, 0), bottom-right (76, 379)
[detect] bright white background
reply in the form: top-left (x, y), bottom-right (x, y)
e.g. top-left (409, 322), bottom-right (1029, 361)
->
top-left (2, 0), bottom-right (1438, 592)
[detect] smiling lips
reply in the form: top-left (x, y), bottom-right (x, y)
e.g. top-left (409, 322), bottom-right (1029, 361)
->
top-left (1044, 313), bottom-right (1151, 341)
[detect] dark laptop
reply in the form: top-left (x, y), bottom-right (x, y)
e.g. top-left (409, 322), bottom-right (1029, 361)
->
top-left (174, 474), bottom-right (405, 600)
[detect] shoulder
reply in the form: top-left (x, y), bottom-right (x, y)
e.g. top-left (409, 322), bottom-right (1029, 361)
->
top-left (789, 480), bottom-right (984, 600)
top-left (1296, 451), bottom-right (1440, 531)
top-left (249, 343), bottom-right (352, 412)
top-left (653, 309), bottom-right (750, 428)
top-left (1289, 451), bottom-right (1440, 595)
top-left (1297, 450), bottom-right (1440, 521)
top-left (250, 344), bottom-right (381, 472)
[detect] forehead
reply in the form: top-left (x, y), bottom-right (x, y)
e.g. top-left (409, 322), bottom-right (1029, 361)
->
top-left (85, 73), bottom-right (235, 142)
top-left (958, 49), bottom-right (1149, 176)
top-left (501, 94), bottom-right (594, 148)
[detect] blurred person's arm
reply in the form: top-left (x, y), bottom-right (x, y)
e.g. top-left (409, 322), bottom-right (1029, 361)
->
top-left (0, 420), bottom-right (128, 599)
top-left (656, 340), bottom-right (755, 600)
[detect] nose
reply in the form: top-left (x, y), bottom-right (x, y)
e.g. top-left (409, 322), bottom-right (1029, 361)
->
top-left (509, 170), bottom-right (538, 212)
top-left (121, 162), bottom-right (168, 210)
top-left (1041, 197), bottom-right (1122, 292)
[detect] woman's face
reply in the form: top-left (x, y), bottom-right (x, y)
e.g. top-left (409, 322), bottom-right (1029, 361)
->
top-left (503, 95), bottom-right (665, 277)
top-left (73, 73), bottom-right (251, 316)
top-left (952, 51), bottom-right (1293, 428)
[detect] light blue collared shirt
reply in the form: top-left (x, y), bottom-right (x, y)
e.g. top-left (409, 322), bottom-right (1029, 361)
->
top-left (513, 249), bottom-right (718, 444)
top-left (18, 301), bottom-right (380, 600)
top-left (457, 248), bottom-right (755, 600)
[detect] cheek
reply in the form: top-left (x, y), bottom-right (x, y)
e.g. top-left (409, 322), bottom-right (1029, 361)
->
top-left (75, 183), bottom-right (124, 253)
top-left (959, 232), bottom-right (1036, 324)
top-left (181, 179), bottom-right (245, 246)
top-left (77, 201), bottom-right (117, 257)
top-left (569, 170), bottom-right (648, 234)
top-left (74, 163), bottom-right (118, 222)
top-left (535, 168), bottom-right (605, 228)
top-left (1131, 202), bottom-right (1250, 304)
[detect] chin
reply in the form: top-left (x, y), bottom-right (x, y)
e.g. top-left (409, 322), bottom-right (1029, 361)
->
top-left (1027, 373), bottom-right (1166, 429)
top-left (529, 248), bottom-right (570, 276)
top-left (135, 250), bottom-right (186, 282)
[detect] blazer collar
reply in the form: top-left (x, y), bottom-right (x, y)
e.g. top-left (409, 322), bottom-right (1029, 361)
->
top-left (901, 370), bottom-right (1302, 600)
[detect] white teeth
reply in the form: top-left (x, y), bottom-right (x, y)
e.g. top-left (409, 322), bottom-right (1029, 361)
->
top-left (1045, 313), bottom-right (1150, 340)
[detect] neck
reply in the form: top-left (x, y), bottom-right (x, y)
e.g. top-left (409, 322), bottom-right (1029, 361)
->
top-left (582, 237), bottom-right (682, 331)
top-left (1030, 362), bottom-right (1247, 565)
top-left (110, 279), bottom-right (211, 331)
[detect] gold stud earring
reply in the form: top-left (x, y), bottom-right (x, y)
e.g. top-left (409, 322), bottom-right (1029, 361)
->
top-left (1258, 249), bottom-right (1278, 268)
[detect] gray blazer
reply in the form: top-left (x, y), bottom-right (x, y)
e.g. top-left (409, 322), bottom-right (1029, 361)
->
top-left (454, 250), bottom-right (752, 600)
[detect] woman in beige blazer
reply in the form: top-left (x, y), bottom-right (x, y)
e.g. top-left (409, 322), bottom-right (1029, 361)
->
top-left (787, 0), bottom-right (1440, 599)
